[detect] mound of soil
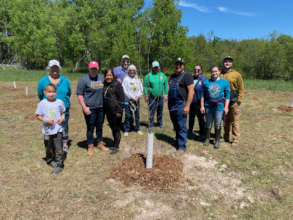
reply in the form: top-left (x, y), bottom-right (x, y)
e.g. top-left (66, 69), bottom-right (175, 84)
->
top-left (277, 105), bottom-right (293, 112)
top-left (108, 153), bottom-right (184, 192)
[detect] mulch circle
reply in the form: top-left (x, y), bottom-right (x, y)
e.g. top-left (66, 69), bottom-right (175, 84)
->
top-left (277, 105), bottom-right (293, 112)
top-left (108, 153), bottom-right (184, 192)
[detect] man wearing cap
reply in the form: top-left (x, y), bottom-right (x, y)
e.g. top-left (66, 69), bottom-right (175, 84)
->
top-left (113, 55), bottom-right (130, 83)
top-left (168, 58), bottom-right (194, 152)
top-left (76, 61), bottom-right (107, 156)
top-left (143, 61), bottom-right (168, 130)
top-left (221, 56), bottom-right (245, 146)
top-left (37, 59), bottom-right (71, 151)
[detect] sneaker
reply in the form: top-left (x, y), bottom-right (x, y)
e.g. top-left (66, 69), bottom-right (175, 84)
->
top-left (124, 132), bottom-right (129, 137)
top-left (51, 167), bottom-right (63, 174)
top-left (137, 130), bottom-right (143, 135)
top-left (110, 148), bottom-right (119, 155)
top-left (48, 161), bottom-right (57, 168)
top-left (63, 145), bottom-right (68, 153)
top-left (232, 140), bottom-right (239, 146)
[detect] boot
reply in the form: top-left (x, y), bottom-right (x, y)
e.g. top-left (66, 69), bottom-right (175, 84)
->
top-left (214, 127), bottom-right (221, 149)
top-left (98, 141), bottom-right (109, 151)
top-left (203, 128), bottom-right (211, 146)
top-left (88, 144), bottom-right (94, 156)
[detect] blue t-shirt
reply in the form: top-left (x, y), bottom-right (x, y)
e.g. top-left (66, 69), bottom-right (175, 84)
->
top-left (37, 75), bottom-right (71, 115)
top-left (35, 99), bottom-right (65, 135)
top-left (113, 66), bottom-right (128, 82)
top-left (202, 78), bottom-right (230, 111)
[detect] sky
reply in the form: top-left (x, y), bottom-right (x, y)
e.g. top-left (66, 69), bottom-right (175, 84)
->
top-left (144, 0), bottom-right (293, 40)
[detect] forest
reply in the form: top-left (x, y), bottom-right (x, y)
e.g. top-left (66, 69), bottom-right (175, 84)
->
top-left (1, 0), bottom-right (293, 79)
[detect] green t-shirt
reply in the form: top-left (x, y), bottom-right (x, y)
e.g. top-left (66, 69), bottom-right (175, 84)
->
top-left (143, 71), bottom-right (168, 97)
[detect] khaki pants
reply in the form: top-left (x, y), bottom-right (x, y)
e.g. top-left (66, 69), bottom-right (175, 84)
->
top-left (224, 103), bottom-right (240, 142)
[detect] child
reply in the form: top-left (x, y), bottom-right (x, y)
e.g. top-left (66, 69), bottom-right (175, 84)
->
top-left (36, 83), bottom-right (66, 174)
top-left (122, 64), bottom-right (143, 136)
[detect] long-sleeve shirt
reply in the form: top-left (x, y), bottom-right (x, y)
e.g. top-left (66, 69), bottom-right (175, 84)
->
top-left (221, 69), bottom-right (245, 103)
top-left (143, 71), bottom-right (168, 97)
top-left (37, 75), bottom-right (71, 114)
top-left (122, 75), bottom-right (143, 101)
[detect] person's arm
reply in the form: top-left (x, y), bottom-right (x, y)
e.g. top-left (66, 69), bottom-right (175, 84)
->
top-left (183, 84), bottom-right (194, 115)
top-left (200, 97), bottom-right (205, 114)
top-left (77, 95), bottom-right (91, 115)
top-left (143, 74), bottom-right (149, 99)
top-left (37, 80), bottom-right (44, 100)
top-left (237, 73), bottom-right (245, 104)
top-left (224, 81), bottom-right (230, 115)
top-left (163, 74), bottom-right (168, 101)
top-left (67, 79), bottom-right (72, 97)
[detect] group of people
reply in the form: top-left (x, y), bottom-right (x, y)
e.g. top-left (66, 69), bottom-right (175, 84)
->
top-left (35, 55), bottom-right (244, 174)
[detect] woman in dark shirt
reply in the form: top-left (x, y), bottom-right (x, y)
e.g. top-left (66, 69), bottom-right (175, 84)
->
top-left (103, 69), bottom-right (125, 154)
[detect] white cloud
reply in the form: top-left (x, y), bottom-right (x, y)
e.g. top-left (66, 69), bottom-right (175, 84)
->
top-left (217, 6), bottom-right (255, 17)
top-left (179, 1), bottom-right (209, 13)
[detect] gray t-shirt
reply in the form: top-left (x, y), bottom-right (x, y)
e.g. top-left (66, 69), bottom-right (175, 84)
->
top-left (35, 99), bottom-right (65, 135)
top-left (76, 74), bottom-right (104, 109)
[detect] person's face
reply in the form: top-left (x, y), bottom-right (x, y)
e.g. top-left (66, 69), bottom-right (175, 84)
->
top-left (122, 59), bottom-right (129, 69)
top-left (45, 86), bottom-right (57, 101)
top-left (89, 68), bottom-right (98, 77)
top-left (105, 71), bottom-right (114, 83)
top-left (223, 59), bottom-right (233, 70)
top-left (49, 65), bottom-right (60, 79)
top-left (153, 66), bottom-right (160, 74)
top-left (128, 69), bottom-right (136, 77)
top-left (211, 67), bottom-right (220, 80)
top-left (175, 62), bottom-right (184, 74)
top-left (194, 65), bottom-right (202, 77)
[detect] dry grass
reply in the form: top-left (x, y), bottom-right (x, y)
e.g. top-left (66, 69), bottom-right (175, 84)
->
top-left (0, 81), bottom-right (293, 219)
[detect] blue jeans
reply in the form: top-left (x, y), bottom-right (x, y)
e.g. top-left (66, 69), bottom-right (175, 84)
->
top-left (62, 113), bottom-right (70, 143)
top-left (84, 108), bottom-right (104, 145)
top-left (124, 100), bottom-right (140, 132)
top-left (205, 108), bottom-right (223, 129)
top-left (169, 105), bottom-right (187, 151)
top-left (149, 96), bottom-right (164, 128)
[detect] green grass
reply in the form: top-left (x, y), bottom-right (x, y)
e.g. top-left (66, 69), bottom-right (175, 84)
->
top-left (2, 69), bottom-right (293, 92)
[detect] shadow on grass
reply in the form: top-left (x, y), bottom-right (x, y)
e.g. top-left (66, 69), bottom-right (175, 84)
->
top-left (155, 133), bottom-right (177, 149)
top-left (77, 137), bottom-right (113, 150)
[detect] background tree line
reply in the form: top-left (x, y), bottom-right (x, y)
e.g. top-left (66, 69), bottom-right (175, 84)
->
top-left (1, 0), bottom-right (293, 80)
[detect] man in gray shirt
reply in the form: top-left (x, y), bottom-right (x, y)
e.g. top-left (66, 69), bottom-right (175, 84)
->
top-left (77, 61), bottom-right (108, 156)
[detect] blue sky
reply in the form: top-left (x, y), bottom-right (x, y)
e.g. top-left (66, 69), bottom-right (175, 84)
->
top-left (144, 0), bottom-right (293, 40)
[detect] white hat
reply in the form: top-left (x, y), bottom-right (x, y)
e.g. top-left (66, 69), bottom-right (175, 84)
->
top-left (122, 54), bottom-right (130, 60)
top-left (128, 64), bottom-right (137, 72)
top-left (152, 61), bottom-right (160, 68)
top-left (48, 59), bottom-right (61, 69)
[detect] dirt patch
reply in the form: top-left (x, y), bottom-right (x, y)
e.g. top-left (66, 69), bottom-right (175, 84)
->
top-left (277, 105), bottom-right (293, 112)
top-left (108, 153), bottom-right (184, 192)
top-left (0, 102), bottom-right (35, 111)
top-left (24, 113), bottom-right (36, 120)
top-left (15, 94), bottom-right (36, 99)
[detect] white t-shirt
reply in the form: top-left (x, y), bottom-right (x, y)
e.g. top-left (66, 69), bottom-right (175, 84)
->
top-left (35, 99), bottom-right (65, 135)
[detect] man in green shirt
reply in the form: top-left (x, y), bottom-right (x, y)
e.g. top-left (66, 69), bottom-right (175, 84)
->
top-left (144, 61), bottom-right (169, 130)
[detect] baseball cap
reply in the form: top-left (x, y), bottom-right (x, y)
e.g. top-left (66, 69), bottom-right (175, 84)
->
top-left (152, 61), bottom-right (160, 68)
top-left (223, 56), bottom-right (233, 62)
top-left (48, 59), bottom-right (61, 69)
top-left (88, 61), bottom-right (99, 69)
top-left (122, 54), bottom-right (130, 60)
top-left (175, 57), bottom-right (184, 64)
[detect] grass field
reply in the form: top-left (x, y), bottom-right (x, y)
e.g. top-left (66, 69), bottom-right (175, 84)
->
top-left (0, 70), bottom-right (293, 219)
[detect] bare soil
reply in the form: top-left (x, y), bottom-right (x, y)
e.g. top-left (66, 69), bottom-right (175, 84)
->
top-left (277, 104), bottom-right (293, 112)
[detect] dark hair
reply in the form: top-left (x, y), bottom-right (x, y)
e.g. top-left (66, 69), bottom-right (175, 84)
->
top-left (104, 68), bottom-right (116, 79)
top-left (45, 83), bottom-right (57, 91)
top-left (210, 66), bottom-right (220, 72)
top-left (194, 64), bottom-right (203, 70)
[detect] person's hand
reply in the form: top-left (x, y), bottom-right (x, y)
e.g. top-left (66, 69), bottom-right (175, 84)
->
top-left (117, 78), bottom-right (122, 83)
top-left (164, 96), bottom-right (168, 102)
top-left (45, 119), bottom-right (54, 126)
top-left (57, 118), bottom-right (64, 125)
top-left (200, 106), bottom-right (205, 114)
top-left (145, 96), bottom-right (149, 102)
top-left (183, 105), bottom-right (190, 115)
top-left (83, 106), bottom-right (91, 115)
top-left (116, 113), bottom-right (122, 118)
top-left (224, 107), bottom-right (229, 115)
top-left (134, 96), bottom-right (138, 102)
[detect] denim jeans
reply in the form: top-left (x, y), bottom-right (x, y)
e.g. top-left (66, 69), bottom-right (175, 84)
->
top-left (205, 108), bottom-right (223, 129)
top-left (124, 99), bottom-right (140, 132)
top-left (148, 96), bottom-right (164, 128)
top-left (62, 113), bottom-right (70, 143)
top-left (84, 108), bottom-right (104, 144)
